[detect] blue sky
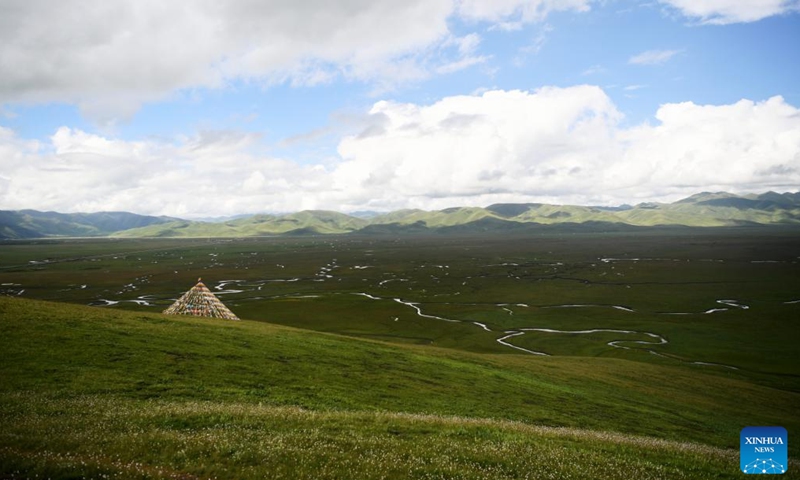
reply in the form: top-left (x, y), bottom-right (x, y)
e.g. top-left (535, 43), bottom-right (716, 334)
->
top-left (1, 0), bottom-right (799, 217)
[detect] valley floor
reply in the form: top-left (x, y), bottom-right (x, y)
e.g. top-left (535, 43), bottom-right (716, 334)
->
top-left (1, 230), bottom-right (799, 478)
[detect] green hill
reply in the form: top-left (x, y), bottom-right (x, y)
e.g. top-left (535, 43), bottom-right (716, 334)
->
top-left (4, 191), bottom-right (800, 238)
top-left (1, 296), bottom-right (798, 479)
top-left (621, 191), bottom-right (800, 226)
top-left (144, 191), bottom-right (800, 236)
top-left (112, 210), bottom-right (368, 237)
top-left (367, 206), bottom-right (499, 228)
top-left (0, 210), bottom-right (175, 239)
top-left (370, 208), bottom-right (430, 224)
top-left (278, 210), bottom-right (368, 233)
top-left (367, 191), bottom-right (800, 229)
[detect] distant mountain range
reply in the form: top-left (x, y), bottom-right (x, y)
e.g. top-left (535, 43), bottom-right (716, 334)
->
top-left (0, 210), bottom-right (176, 239)
top-left (2, 191), bottom-right (799, 239)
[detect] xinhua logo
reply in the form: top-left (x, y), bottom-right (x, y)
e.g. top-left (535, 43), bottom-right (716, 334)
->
top-left (741, 426), bottom-right (788, 474)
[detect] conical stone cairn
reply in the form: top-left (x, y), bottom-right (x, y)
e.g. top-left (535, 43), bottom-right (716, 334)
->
top-left (163, 278), bottom-right (239, 320)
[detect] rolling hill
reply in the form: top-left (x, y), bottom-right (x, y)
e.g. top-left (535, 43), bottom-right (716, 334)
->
top-left (113, 191), bottom-right (800, 236)
top-left (2, 191), bottom-right (799, 238)
top-left (1, 296), bottom-right (798, 479)
top-left (0, 209), bottom-right (175, 239)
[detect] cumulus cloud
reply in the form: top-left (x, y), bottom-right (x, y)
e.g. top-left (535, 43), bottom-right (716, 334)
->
top-left (629, 49), bottom-right (681, 65)
top-left (3, 88), bottom-right (797, 215)
top-left (659, 0), bottom-right (800, 24)
top-left (331, 90), bottom-right (800, 209)
top-left (610, 96), bottom-right (800, 198)
top-left (0, 126), bottom-right (328, 217)
top-left (0, 0), bottom-right (592, 124)
top-left (1, 0), bottom-right (796, 126)
top-left (0, 0), bottom-right (452, 122)
top-left (332, 86), bottom-right (622, 210)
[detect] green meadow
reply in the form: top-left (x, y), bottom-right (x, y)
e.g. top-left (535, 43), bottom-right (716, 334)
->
top-left (1, 227), bottom-right (799, 478)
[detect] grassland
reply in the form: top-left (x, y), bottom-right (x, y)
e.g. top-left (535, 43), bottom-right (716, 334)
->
top-left (1, 227), bottom-right (799, 478)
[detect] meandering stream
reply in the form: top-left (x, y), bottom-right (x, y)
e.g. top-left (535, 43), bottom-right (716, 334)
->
top-left (352, 292), bottom-right (740, 369)
top-left (76, 262), bottom-right (774, 372)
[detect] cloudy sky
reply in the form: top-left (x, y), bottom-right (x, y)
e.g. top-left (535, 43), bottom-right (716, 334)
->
top-left (1, 0), bottom-right (799, 218)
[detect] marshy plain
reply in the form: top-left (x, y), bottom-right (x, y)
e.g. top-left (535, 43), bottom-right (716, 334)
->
top-left (1, 227), bottom-right (799, 478)
top-left (2, 227), bottom-right (798, 387)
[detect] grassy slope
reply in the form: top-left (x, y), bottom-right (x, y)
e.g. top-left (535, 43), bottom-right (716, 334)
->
top-left (0, 210), bottom-right (174, 239)
top-left (0, 210), bottom-right (101, 238)
top-left (111, 194), bottom-right (800, 238)
top-left (113, 211), bottom-right (369, 237)
top-left (110, 220), bottom-right (224, 237)
top-left (1, 296), bottom-right (799, 479)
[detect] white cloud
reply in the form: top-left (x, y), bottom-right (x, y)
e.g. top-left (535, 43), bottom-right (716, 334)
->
top-left (581, 65), bottom-right (606, 76)
top-left (629, 49), bottom-right (681, 65)
top-left (450, 33), bottom-right (482, 56)
top-left (330, 90), bottom-right (800, 210)
top-left (660, 0), bottom-right (800, 24)
top-left (0, 0), bottom-right (453, 122)
top-left (611, 96), bottom-right (800, 197)
top-left (458, 0), bottom-right (592, 23)
top-left (332, 86), bottom-right (622, 210)
top-left (436, 55), bottom-right (491, 74)
top-left (0, 0), bottom-right (592, 124)
top-left (2, 89), bottom-right (798, 215)
top-left (0, 126), bottom-right (328, 217)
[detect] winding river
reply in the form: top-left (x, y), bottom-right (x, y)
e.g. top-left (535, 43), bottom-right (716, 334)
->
top-left (80, 263), bottom-right (766, 372)
top-left (353, 292), bottom-right (740, 369)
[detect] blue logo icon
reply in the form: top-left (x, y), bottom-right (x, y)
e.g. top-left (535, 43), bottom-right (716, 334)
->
top-left (741, 426), bottom-right (787, 474)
